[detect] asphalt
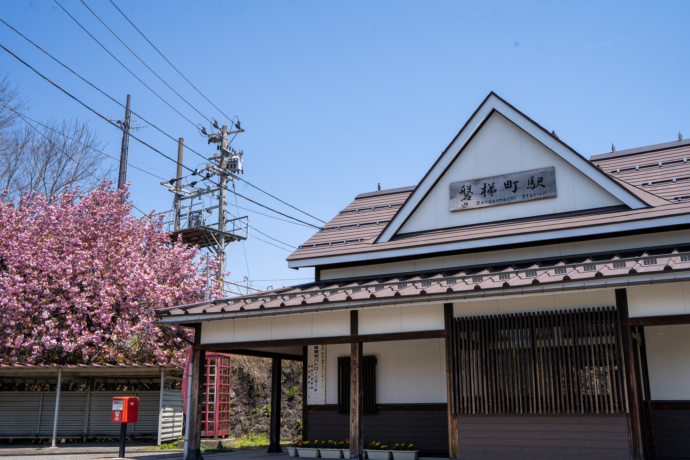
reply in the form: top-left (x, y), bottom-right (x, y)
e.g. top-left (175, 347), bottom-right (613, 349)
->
top-left (0, 443), bottom-right (290, 460)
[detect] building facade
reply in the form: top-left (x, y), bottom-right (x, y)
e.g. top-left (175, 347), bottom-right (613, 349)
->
top-left (160, 93), bottom-right (690, 460)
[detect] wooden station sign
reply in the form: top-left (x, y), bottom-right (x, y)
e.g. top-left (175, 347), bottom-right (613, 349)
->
top-left (450, 166), bottom-right (557, 211)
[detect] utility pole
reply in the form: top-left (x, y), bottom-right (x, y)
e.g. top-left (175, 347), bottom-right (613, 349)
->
top-left (174, 138), bottom-right (184, 232)
top-left (117, 94), bottom-right (132, 192)
top-left (217, 125), bottom-right (228, 283)
top-left (162, 121), bottom-right (246, 297)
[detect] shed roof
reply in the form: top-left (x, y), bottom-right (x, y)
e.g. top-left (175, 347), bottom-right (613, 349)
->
top-left (0, 363), bottom-right (183, 383)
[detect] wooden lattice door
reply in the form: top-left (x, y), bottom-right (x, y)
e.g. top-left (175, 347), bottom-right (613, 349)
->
top-left (202, 353), bottom-right (232, 437)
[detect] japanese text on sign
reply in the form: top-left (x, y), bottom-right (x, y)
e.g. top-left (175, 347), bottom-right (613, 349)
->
top-left (449, 167), bottom-right (556, 211)
top-left (306, 344), bottom-right (326, 405)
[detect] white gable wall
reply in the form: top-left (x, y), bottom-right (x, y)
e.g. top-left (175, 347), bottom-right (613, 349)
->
top-left (399, 112), bottom-right (623, 234)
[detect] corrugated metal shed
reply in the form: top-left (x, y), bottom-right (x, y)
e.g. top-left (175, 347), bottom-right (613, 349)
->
top-left (0, 364), bottom-right (184, 444)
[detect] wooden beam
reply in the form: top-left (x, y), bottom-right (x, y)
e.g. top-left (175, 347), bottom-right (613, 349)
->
top-left (349, 310), bottom-right (363, 460)
top-left (649, 401), bottom-right (690, 410)
top-left (185, 324), bottom-right (204, 460)
top-left (623, 313), bottom-right (690, 327)
top-left (444, 303), bottom-right (459, 459)
top-left (637, 327), bottom-right (656, 460)
top-left (226, 349), bottom-right (302, 361)
top-left (267, 357), bottom-right (283, 453)
top-left (616, 288), bottom-right (644, 460)
top-left (195, 329), bottom-right (445, 351)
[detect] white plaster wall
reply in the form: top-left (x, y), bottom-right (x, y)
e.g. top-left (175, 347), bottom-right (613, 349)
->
top-left (644, 324), bottom-right (690, 400)
top-left (319, 230), bottom-right (690, 281)
top-left (628, 282), bottom-right (690, 318)
top-left (358, 304), bottom-right (444, 335)
top-left (453, 289), bottom-right (615, 317)
top-left (201, 310), bottom-right (350, 344)
top-left (324, 339), bottom-right (446, 405)
top-left (399, 112), bottom-right (622, 234)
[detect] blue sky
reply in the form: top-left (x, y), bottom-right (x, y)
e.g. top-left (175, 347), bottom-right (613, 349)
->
top-left (1, 1), bottom-right (688, 293)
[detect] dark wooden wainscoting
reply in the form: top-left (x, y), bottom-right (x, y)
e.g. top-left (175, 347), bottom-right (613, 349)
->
top-left (651, 401), bottom-right (690, 459)
top-left (307, 405), bottom-right (448, 455)
top-left (458, 414), bottom-right (629, 460)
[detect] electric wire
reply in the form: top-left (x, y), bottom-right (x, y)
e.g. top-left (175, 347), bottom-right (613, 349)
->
top-left (52, 0), bottom-right (200, 129)
top-left (234, 175), bottom-right (327, 224)
top-left (2, 103), bottom-right (166, 181)
top-left (3, 102), bottom-right (155, 220)
top-left (0, 43), bottom-right (305, 249)
top-left (0, 23), bottom-right (322, 230)
top-left (234, 182), bottom-right (252, 283)
top-left (78, 0), bottom-right (213, 125)
top-left (108, 0), bottom-right (237, 125)
top-left (1, 17), bottom-right (327, 228)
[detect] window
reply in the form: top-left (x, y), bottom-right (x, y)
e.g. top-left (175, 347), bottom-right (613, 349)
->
top-left (337, 355), bottom-right (377, 414)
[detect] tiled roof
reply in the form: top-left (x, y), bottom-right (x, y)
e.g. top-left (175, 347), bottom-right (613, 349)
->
top-left (592, 139), bottom-right (690, 201)
top-left (159, 245), bottom-right (690, 320)
top-left (286, 142), bottom-right (690, 265)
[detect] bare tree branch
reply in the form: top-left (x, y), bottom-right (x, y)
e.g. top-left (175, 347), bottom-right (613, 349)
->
top-left (0, 75), bottom-right (114, 201)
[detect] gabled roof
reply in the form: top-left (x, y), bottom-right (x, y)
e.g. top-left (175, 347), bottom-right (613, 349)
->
top-left (161, 244), bottom-right (690, 322)
top-left (286, 94), bottom-right (687, 269)
top-left (377, 92), bottom-right (648, 243)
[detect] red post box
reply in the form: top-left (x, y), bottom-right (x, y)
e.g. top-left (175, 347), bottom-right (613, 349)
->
top-left (111, 396), bottom-right (139, 423)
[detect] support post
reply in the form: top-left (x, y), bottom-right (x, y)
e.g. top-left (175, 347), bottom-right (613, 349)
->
top-left (119, 422), bottom-right (127, 458)
top-left (82, 381), bottom-right (92, 442)
top-left (444, 303), bottom-right (459, 459)
top-left (349, 311), bottom-right (363, 460)
top-left (185, 325), bottom-right (205, 460)
top-left (51, 368), bottom-right (62, 448)
top-left (616, 288), bottom-right (645, 460)
top-left (158, 369), bottom-right (166, 446)
top-left (268, 357), bottom-right (283, 453)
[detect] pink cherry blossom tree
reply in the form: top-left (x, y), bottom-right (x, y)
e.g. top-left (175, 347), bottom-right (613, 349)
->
top-left (0, 182), bottom-right (219, 365)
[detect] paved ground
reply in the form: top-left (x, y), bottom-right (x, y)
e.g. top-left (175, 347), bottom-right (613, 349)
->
top-left (0, 443), bottom-right (287, 460)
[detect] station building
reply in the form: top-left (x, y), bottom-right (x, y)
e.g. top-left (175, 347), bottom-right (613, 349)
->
top-left (160, 93), bottom-right (690, 460)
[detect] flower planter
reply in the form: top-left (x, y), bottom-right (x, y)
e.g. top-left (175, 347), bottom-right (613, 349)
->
top-left (340, 449), bottom-right (349, 458)
top-left (297, 448), bottom-right (321, 458)
top-left (392, 451), bottom-right (419, 460)
top-left (287, 447), bottom-right (298, 457)
top-left (365, 450), bottom-right (391, 460)
top-left (319, 448), bottom-right (343, 459)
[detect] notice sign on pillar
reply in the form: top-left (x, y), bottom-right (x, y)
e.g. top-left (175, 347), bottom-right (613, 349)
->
top-left (307, 345), bottom-right (326, 405)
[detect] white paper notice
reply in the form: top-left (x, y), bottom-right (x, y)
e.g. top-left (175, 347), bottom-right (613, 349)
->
top-left (306, 344), bottom-right (326, 405)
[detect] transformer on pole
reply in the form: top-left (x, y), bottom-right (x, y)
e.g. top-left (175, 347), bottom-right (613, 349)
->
top-left (161, 122), bottom-right (247, 297)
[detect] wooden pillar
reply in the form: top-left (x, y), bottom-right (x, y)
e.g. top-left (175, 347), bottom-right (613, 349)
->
top-left (268, 357), bottom-right (283, 453)
top-left (302, 345), bottom-right (309, 442)
top-left (350, 310), bottom-right (364, 460)
top-left (185, 325), bottom-right (205, 460)
top-left (615, 288), bottom-right (644, 460)
top-left (444, 303), bottom-right (459, 459)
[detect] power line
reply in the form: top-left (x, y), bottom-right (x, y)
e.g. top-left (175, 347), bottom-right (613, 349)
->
top-left (235, 175), bottom-right (327, 224)
top-left (0, 20), bottom-right (323, 229)
top-left (3, 102), bottom-right (154, 220)
top-left (78, 0), bottom-right (213, 125)
top-left (52, 0), bottom-right (200, 129)
top-left (108, 0), bottom-right (237, 125)
top-left (3, 104), bottom-right (165, 181)
top-left (0, 43), bottom-right (305, 249)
